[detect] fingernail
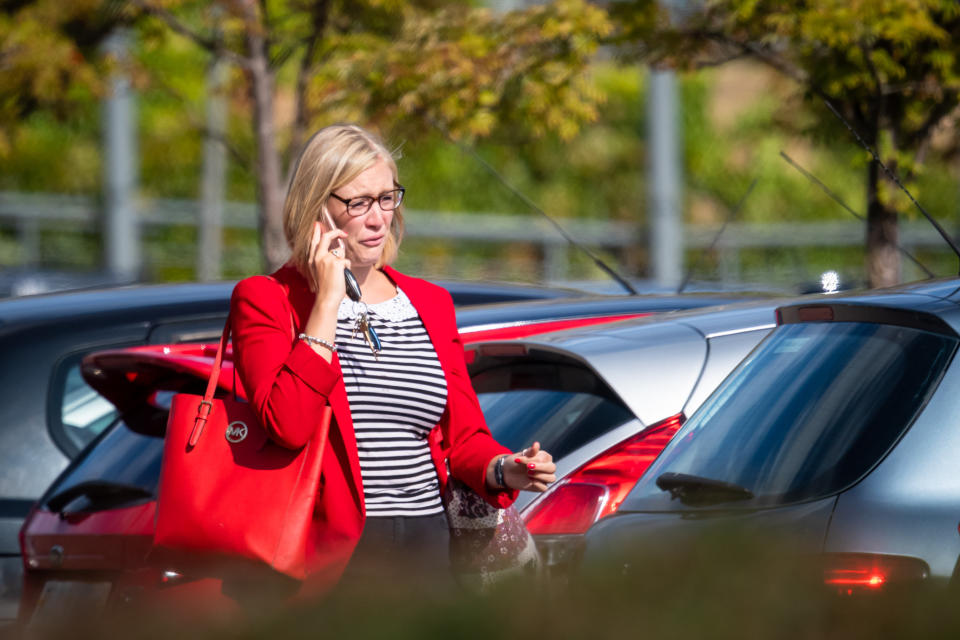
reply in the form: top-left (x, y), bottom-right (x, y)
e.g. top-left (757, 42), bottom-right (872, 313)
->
top-left (514, 458), bottom-right (523, 464)
top-left (528, 463), bottom-right (536, 470)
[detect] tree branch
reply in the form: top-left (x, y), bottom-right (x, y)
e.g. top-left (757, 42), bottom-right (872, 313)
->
top-left (696, 30), bottom-right (887, 139)
top-left (288, 0), bottom-right (330, 175)
top-left (149, 69), bottom-right (251, 167)
top-left (902, 93), bottom-right (960, 151)
top-left (257, 0), bottom-right (271, 53)
top-left (857, 40), bottom-right (888, 148)
top-left (692, 30), bottom-right (811, 85)
top-left (129, 0), bottom-right (252, 70)
top-left (858, 40), bottom-right (884, 99)
top-left (692, 51), bottom-right (747, 70)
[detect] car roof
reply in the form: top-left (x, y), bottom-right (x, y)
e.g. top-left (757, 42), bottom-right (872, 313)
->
top-left (775, 277), bottom-right (960, 311)
top-left (0, 278), bottom-right (584, 334)
top-left (773, 277), bottom-right (960, 334)
top-left (456, 292), bottom-right (775, 333)
top-left (0, 282), bottom-right (235, 333)
top-left (0, 277), bottom-right (775, 334)
top-left (468, 299), bottom-right (787, 426)
top-left (484, 298), bottom-right (783, 348)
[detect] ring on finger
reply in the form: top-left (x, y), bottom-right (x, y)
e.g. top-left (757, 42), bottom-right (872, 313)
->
top-left (330, 247), bottom-right (344, 258)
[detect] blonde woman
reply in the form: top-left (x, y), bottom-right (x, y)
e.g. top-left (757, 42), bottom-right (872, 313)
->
top-left (229, 124), bottom-right (555, 593)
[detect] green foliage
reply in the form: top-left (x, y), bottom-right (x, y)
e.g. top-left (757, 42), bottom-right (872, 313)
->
top-left (307, 0), bottom-right (611, 144)
top-left (611, 0), bottom-right (960, 286)
top-left (3, 0), bottom-right (960, 288)
top-left (617, 0), bottom-right (960, 198)
top-left (0, 0), bottom-right (120, 154)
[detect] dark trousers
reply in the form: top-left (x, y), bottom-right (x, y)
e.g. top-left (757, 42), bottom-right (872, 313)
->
top-left (336, 513), bottom-right (455, 596)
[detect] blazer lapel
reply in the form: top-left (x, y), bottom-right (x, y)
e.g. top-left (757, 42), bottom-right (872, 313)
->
top-left (383, 266), bottom-right (454, 364)
top-left (273, 265), bottom-right (365, 514)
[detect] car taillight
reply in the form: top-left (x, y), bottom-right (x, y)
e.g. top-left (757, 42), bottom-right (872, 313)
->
top-left (823, 553), bottom-right (929, 595)
top-left (524, 413), bottom-right (685, 535)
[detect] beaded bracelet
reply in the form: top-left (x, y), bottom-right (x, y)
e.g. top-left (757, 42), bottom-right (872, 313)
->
top-left (298, 333), bottom-right (337, 353)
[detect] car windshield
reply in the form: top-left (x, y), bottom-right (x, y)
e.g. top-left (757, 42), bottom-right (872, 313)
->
top-left (474, 362), bottom-right (636, 459)
top-left (627, 321), bottom-right (958, 510)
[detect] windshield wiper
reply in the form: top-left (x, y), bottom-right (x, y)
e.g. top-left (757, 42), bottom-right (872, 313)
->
top-left (656, 472), bottom-right (754, 507)
top-left (46, 480), bottom-right (153, 517)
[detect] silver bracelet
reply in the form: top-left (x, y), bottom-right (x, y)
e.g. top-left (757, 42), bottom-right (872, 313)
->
top-left (298, 333), bottom-right (337, 352)
top-left (494, 454), bottom-right (507, 489)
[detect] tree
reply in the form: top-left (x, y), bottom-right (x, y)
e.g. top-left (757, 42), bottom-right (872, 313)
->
top-left (0, 0), bottom-right (122, 153)
top-left (0, 0), bottom-right (610, 271)
top-left (612, 0), bottom-right (960, 287)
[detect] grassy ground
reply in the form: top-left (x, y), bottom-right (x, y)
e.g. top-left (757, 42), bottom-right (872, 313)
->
top-left (9, 529), bottom-right (960, 640)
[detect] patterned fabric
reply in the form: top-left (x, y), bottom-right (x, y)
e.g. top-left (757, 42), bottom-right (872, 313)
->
top-left (443, 470), bottom-right (541, 591)
top-left (336, 288), bottom-right (447, 517)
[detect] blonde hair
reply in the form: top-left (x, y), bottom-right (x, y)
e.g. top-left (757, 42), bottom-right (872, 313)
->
top-left (283, 124), bottom-right (404, 277)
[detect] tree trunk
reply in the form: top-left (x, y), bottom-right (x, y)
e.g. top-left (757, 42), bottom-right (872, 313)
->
top-left (865, 159), bottom-right (901, 288)
top-left (245, 8), bottom-right (288, 272)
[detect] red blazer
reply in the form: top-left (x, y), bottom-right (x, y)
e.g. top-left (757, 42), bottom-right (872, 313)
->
top-left (229, 264), bottom-right (517, 592)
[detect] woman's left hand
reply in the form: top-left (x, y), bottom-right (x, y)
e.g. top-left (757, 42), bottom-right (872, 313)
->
top-left (502, 442), bottom-right (556, 492)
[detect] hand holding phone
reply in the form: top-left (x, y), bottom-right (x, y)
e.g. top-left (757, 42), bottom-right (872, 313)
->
top-left (319, 208), bottom-right (363, 303)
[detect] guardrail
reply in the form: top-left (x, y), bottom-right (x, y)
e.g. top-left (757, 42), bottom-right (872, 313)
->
top-left (1, 191), bottom-right (955, 284)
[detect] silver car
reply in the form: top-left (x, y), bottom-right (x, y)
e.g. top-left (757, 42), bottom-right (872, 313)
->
top-left (467, 300), bottom-right (785, 572)
top-left (583, 278), bottom-right (960, 592)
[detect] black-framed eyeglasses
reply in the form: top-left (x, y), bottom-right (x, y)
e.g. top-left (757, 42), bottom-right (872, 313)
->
top-left (329, 187), bottom-right (405, 217)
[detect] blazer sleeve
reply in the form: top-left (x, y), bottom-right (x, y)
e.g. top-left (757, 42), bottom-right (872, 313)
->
top-left (436, 291), bottom-right (518, 509)
top-left (230, 276), bottom-right (341, 449)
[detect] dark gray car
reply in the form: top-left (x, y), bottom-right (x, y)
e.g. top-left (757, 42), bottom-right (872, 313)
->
top-left (583, 278), bottom-right (960, 592)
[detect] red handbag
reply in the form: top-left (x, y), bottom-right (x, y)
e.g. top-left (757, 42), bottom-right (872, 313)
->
top-left (153, 316), bottom-right (331, 580)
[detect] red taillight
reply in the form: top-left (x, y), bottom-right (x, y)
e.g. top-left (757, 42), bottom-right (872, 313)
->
top-left (823, 553), bottom-right (929, 595)
top-left (524, 413), bottom-right (685, 535)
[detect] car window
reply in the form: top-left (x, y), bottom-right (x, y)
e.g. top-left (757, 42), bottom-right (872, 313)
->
top-left (41, 417), bottom-right (164, 513)
top-left (627, 321), bottom-right (958, 510)
top-left (473, 362), bottom-right (636, 460)
top-left (58, 363), bottom-right (121, 452)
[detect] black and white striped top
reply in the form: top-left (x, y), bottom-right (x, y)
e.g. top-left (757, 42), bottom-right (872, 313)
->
top-left (336, 288), bottom-right (447, 517)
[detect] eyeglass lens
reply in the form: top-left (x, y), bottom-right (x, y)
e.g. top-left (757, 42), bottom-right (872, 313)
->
top-left (345, 189), bottom-right (404, 216)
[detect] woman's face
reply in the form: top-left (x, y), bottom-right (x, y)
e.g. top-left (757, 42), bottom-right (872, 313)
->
top-left (325, 158), bottom-right (396, 269)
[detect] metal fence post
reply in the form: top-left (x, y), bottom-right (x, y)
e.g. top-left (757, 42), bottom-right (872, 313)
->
top-left (102, 29), bottom-right (140, 282)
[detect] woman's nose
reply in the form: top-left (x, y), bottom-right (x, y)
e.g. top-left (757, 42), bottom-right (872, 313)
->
top-left (366, 205), bottom-right (387, 226)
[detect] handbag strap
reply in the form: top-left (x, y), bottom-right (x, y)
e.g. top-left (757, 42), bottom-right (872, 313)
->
top-left (188, 315), bottom-right (233, 447)
top-left (188, 276), bottom-right (300, 447)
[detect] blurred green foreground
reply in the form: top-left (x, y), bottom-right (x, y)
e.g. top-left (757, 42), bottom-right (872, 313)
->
top-left (12, 529), bottom-right (960, 640)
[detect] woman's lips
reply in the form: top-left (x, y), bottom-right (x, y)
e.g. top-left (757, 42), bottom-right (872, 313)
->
top-left (359, 236), bottom-right (384, 247)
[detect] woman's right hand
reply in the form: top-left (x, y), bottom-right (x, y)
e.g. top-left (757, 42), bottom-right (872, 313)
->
top-left (308, 222), bottom-right (350, 309)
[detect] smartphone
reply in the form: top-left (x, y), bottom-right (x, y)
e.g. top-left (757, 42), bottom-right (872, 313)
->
top-left (320, 209), bottom-right (362, 303)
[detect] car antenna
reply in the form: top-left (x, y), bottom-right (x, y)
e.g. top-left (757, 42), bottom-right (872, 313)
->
top-left (677, 178), bottom-right (757, 293)
top-left (779, 150), bottom-right (935, 279)
top-left (822, 99), bottom-right (960, 274)
top-left (432, 123), bottom-right (639, 295)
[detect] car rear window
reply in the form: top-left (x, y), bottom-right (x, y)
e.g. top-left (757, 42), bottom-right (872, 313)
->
top-left (58, 362), bottom-right (121, 452)
top-left (626, 321), bottom-right (958, 511)
top-left (473, 361), bottom-right (636, 460)
top-left (43, 419), bottom-right (164, 508)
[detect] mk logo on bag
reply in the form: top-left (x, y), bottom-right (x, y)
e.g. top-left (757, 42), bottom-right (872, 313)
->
top-left (225, 421), bottom-right (248, 443)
